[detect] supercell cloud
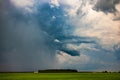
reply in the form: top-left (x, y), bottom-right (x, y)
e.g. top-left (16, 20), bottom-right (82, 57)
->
top-left (0, 0), bottom-right (120, 71)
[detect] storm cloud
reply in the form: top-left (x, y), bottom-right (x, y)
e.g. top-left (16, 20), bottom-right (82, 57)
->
top-left (0, 0), bottom-right (120, 72)
top-left (93, 0), bottom-right (120, 13)
top-left (0, 0), bottom-right (87, 71)
top-left (0, 0), bottom-right (58, 71)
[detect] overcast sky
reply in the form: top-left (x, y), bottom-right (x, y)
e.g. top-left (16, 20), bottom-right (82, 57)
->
top-left (0, 0), bottom-right (120, 71)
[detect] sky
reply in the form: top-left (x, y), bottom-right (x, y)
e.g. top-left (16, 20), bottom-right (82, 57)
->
top-left (0, 0), bottom-right (120, 72)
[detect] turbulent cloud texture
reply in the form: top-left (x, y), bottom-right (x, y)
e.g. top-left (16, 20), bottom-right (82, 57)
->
top-left (0, 0), bottom-right (120, 71)
top-left (93, 0), bottom-right (120, 13)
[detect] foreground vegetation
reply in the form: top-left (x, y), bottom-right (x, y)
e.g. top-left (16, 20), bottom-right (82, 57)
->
top-left (0, 73), bottom-right (120, 80)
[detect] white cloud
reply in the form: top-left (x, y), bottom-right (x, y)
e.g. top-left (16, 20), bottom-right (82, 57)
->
top-left (54, 39), bottom-right (61, 43)
top-left (10, 0), bottom-right (34, 7)
top-left (10, 0), bottom-right (35, 13)
top-left (50, 0), bottom-right (60, 8)
top-left (116, 4), bottom-right (120, 12)
top-left (56, 51), bottom-right (90, 67)
top-left (74, 10), bottom-right (120, 50)
top-left (65, 0), bottom-right (120, 50)
top-left (66, 43), bottom-right (99, 51)
top-left (63, 0), bottom-right (82, 16)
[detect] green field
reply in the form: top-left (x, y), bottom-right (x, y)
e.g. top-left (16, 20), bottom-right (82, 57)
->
top-left (0, 73), bottom-right (120, 80)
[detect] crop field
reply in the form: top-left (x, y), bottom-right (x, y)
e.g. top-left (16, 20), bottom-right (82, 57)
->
top-left (0, 73), bottom-right (120, 80)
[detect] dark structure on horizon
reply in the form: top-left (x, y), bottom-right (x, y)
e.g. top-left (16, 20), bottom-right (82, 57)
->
top-left (38, 69), bottom-right (78, 73)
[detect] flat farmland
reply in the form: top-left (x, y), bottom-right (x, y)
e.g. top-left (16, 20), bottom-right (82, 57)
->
top-left (0, 73), bottom-right (120, 80)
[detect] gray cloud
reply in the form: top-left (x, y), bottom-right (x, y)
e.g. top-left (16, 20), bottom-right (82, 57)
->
top-left (114, 44), bottom-right (120, 61)
top-left (113, 17), bottom-right (120, 21)
top-left (0, 0), bottom-right (88, 71)
top-left (0, 1), bottom-right (58, 71)
top-left (1, 0), bottom-right (120, 72)
top-left (93, 0), bottom-right (120, 13)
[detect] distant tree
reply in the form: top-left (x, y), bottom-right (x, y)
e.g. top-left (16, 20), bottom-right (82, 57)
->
top-left (102, 71), bottom-right (108, 73)
top-left (38, 69), bottom-right (78, 73)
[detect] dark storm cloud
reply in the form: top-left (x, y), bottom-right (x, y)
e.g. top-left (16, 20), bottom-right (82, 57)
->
top-left (93, 0), bottom-right (120, 13)
top-left (0, 1), bottom-right (58, 71)
top-left (114, 44), bottom-right (120, 61)
top-left (35, 3), bottom-right (97, 56)
top-left (0, 0), bottom-right (95, 71)
top-left (36, 3), bottom-right (66, 38)
top-left (2, 0), bottom-right (119, 71)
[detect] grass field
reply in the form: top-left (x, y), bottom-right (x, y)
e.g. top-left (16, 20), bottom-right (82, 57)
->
top-left (0, 73), bottom-right (120, 80)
